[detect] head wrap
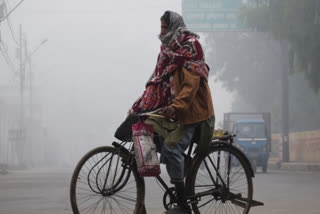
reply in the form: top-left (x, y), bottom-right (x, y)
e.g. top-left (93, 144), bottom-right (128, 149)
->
top-left (159, 11), bottom-right (199, 45)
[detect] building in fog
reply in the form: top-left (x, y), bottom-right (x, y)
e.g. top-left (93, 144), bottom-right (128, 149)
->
top-left (0, 85), bottom-right (20, 167)
top-left (0, 82), bottom-right (56, 168)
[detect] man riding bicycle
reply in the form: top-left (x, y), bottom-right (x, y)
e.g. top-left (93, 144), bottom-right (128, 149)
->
top-left (129, 11), bottom-right (215, 214)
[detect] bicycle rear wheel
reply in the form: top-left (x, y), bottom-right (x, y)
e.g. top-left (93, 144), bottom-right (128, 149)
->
top-left (70, 146), bottom-right (145, 214)
top-left (187, 145), bottom-right (253, 214)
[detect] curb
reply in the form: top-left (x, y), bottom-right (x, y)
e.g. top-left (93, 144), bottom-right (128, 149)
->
top-left (267, 158), bottom-right (320, 171)
top-left (280, 162), bottom-right (320, 171)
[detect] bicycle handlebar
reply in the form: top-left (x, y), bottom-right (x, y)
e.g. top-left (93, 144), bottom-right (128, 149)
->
top-left (137, 109), bottom-right (175, 122)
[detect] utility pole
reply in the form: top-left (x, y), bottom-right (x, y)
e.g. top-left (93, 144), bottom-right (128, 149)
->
top-left (24, 36), bottom-right (33, 118)
top-left (28, 47), bottom-right (33, 118)
top-left (281, 41), bottom-right (290, 162)
top-left (14, 26), bottom-right (47, 167)
top-left (24, 35), bottom-right (33, 166)
top-left (25, 38), bottom-right (47, 119)
top-left (17, 24), bottom-right (25, 166)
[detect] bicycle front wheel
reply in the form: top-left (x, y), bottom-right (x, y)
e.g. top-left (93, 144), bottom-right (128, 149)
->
top-left (70, 146), bottom-right (145, 214)
top-left (187, 145), bottom-right (253, 214)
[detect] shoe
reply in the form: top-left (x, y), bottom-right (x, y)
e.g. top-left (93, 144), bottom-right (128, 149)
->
top-left (163, 206), bottom-right (192, 214)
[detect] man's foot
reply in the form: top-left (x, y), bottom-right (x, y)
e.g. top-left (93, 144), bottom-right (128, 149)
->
top-left (162, 206), bottom-right (192, 214)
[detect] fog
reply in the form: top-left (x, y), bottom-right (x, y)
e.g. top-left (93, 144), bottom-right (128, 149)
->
top-left (0, 0), bottom-right (232, 167)
top-left (1, 2), bottom-right (320, 214)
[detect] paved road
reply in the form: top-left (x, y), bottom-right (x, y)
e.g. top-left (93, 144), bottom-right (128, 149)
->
top-left (0, 168), bottom-right (319, 214)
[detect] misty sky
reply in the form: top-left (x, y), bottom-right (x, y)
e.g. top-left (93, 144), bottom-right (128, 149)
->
top-left (1, 0), bottom-right (233, 159)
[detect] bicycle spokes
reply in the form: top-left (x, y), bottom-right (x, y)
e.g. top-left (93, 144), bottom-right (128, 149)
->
top-left (70, 146), bottom-right (143, 214)
top-left (190, 147), bottom-right (253, 214)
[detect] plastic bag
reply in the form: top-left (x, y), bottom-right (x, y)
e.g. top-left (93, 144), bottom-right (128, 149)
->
top-left (132, 121), bottom-right (161, 177)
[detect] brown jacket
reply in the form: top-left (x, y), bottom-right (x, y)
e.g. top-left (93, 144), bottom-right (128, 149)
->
top-left (170, 67), bottom-right (214, 125)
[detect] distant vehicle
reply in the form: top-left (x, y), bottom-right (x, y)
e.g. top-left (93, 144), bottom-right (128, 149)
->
top-left (224, 113), bottom-right (271, 173)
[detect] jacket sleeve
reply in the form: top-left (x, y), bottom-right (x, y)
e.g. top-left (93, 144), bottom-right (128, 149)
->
top-left (171, 67), bottom-right (200, 112)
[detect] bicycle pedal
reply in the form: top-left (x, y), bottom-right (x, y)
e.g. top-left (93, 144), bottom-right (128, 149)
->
top-left (250, 199), bottom-right (264, 207)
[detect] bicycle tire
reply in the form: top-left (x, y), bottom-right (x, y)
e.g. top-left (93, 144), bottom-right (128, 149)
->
top-left (70, 146), bottom-right (146, 214)
top-left (187, 144), bottom-right (253, 214)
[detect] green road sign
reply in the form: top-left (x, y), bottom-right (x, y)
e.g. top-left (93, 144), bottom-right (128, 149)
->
top-left (182, 0), bottom-right (258, 32)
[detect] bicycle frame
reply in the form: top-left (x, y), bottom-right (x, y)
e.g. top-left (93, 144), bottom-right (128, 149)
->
top-left (112, 136), bottom-right (240, 206)
top-left (71, 129), bottom-right (264, 214)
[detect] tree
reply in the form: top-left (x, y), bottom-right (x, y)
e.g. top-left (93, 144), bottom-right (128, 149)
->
top-left (204, 0), bottom-right (320, 132)
top-left (205, 31), bottom-right (320, 132)
top-left (240, 0), bottom-right (320, 92)
top-left (205, 32), bottom-right (283, 132)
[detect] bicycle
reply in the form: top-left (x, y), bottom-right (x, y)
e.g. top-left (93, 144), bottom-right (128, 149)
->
top-left (70, 115), bottom-right (264, 214)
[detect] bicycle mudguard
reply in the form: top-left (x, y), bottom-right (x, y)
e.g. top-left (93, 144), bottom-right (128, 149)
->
top-left (208, 142), bottom-right (255, 178)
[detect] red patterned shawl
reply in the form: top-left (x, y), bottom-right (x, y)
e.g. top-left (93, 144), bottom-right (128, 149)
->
top-left (131, 32), bottom-right (209, 113)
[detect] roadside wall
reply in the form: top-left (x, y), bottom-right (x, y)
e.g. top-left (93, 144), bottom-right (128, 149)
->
top-left (289, 129), bottom-right (320, 162)
top-left (272, 129), bottom-right (320, 163)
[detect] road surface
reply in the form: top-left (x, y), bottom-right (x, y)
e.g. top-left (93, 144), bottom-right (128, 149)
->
top-left (0, 168), bottom-right (319, 214)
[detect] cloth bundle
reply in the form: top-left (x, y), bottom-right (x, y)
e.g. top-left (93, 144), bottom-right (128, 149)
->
top-left (114, 114), bottom-right (139, 142)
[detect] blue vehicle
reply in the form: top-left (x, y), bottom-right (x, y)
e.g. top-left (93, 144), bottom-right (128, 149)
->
top-left (224, 113), bottom-right (271, 173)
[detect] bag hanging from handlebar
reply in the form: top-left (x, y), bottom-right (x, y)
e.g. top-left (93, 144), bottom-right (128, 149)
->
top-left (132, 121), bottom-right (161, 177)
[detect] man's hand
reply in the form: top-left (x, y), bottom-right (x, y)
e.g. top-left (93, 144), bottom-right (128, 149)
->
top-left (163, 106), bottom-right (176, 120)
